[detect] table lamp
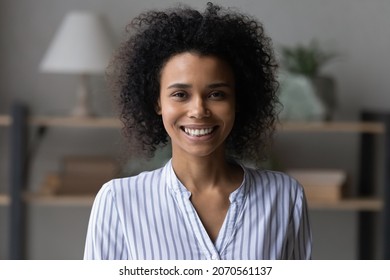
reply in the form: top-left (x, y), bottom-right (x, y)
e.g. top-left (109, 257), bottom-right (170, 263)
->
top-left (40, 11), bottom-right (114, 117)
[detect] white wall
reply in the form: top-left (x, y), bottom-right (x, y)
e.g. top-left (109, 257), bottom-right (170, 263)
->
top-left (1, 0), bottom-right (389, 259)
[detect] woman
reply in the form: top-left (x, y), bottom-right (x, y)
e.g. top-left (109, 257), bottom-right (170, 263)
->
top-left (84, 2), bottom-right (312, 260)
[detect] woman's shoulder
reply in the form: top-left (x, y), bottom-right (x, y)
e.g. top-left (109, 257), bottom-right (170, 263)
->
top-left (242, 166), bottom-right (306, 208)
top-left (243, 165), bottom-right (303, 192)
top-left (97, 165), bottom-right (167, 197)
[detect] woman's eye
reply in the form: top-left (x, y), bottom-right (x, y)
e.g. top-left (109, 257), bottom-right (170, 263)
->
top-left (209, 91), bottom-right (226, 100)
top-left (171, 91), bottom-right (187, 99)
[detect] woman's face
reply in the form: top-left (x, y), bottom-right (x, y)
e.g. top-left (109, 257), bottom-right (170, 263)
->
top-left (157, 52), bottom-right (236, 159)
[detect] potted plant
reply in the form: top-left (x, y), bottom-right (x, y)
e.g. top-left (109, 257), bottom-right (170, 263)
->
top-left (280, 40), bottom-right (339, 120)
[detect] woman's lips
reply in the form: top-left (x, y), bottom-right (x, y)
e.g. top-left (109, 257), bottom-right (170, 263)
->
top-left (181, 126), bottom-right (217, 137)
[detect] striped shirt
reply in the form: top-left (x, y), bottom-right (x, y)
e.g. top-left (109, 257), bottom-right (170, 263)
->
top-left (84, 159), bottom-right (312, 260)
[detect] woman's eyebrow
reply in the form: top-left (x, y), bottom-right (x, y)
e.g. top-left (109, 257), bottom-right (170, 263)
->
top-left (167, 82), bottom-right (233, 89)
top-left (208, 82), bottom-right (233, 89)
top-left (167, 83), bottom-right (191, 89)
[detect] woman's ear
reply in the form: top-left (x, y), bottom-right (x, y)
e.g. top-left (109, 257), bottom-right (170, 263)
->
top-left (155, 99), bottom-right (162, 115)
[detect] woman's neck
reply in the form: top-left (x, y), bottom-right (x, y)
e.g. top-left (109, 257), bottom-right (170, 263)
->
top-left (171, 152), bottom-right (243, 194)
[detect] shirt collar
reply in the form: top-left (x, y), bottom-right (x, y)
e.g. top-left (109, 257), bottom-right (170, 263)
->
top-left (163, 158), bottom-right (249, 203)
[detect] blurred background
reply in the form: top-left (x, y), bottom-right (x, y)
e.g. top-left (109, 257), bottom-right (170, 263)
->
top-left (0, 0), bottom-right (389, 259)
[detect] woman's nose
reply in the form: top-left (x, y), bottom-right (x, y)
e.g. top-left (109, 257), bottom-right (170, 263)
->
top-left (188, 97), bottom-right (210, 119)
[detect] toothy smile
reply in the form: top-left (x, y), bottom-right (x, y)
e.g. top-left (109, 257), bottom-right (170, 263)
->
top-left (182, 127), bottom-right (216, 137)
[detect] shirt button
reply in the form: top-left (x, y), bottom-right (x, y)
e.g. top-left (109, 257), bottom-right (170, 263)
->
top-left (211, 254), bottom-right (219, 260)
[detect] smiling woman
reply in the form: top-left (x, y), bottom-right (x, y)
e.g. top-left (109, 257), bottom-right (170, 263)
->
top-left (84, 2), bottom-right (312, 260)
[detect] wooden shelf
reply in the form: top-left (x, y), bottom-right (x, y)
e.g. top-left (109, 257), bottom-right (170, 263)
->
top-left (308, 198), bottom-right (383, 211)
top-left (0, 115), bottom-right (121, 128)
top-left (29, 116), bottom-right (121, 128)
top-left (0, 194), bottom-right (10, 206)
top-left (24, 193), bottom-right (95, 207)
top-left (278, 121), bottom-right (385, 134)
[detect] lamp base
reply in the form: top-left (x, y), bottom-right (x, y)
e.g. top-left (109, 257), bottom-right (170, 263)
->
top-left (71, 105), bottom-right (94, 118)
top-left (71, 74), bottom-right (94, 117)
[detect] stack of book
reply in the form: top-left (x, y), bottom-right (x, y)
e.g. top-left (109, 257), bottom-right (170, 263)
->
top-left (287, 169), bottom-right (347, 202)
top-left (59, 156), bottom-right (120, 195)
top-left (41, 156), bottom-right (120, 195)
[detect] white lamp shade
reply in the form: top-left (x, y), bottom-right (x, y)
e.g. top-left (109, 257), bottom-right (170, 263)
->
top-left (40, 11), bottom-right (114, 74)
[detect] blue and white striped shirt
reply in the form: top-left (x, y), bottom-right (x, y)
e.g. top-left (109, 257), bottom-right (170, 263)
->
top-left (84, 159), bottom-right (312, 260)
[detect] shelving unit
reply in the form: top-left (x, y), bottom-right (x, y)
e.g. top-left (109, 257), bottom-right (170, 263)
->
top-left (2, 103), bottom-right (390, 259)
top-left (278, 115), bottom-right (390, 259)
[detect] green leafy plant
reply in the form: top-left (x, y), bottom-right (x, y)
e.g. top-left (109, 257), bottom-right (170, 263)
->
top-left (280, 40), bottom-right (338, 77)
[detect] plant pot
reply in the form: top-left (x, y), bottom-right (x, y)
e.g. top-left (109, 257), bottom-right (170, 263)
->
top-left (278, 72), bottom-right (326, 122)
top-left (311, 76), bottom-right (337, 121)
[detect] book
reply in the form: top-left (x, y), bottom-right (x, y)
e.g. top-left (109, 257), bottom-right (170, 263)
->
top-left (287, 169), bottom-right (347, 202)
top-left (57, 155), bottom-right (120, 195)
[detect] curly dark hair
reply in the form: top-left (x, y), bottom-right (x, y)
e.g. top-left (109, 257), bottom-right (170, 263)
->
top-left (108, 2), bottom-right (279, 164)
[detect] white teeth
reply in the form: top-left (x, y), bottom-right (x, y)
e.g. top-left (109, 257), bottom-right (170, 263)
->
top-left (184, 127), bottom-right (214, 137)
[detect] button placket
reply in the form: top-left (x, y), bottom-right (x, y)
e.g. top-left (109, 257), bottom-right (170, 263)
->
top-left (175, 190), bottom-right (221, 259)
